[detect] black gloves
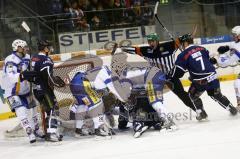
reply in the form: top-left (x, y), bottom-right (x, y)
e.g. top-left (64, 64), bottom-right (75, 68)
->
top-left (52, 76), bottom-right (65, 88)
top-left (20, 71), bottom-right (38, 82)
top-left (209, 57), bottom-right (217, 64)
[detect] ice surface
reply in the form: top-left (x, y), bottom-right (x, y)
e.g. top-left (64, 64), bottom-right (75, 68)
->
top-left (0, 81), bottom-right (239, 159)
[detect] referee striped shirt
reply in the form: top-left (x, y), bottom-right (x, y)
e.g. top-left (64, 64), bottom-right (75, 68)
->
top-left (124, 40), bottom-right (176, 74)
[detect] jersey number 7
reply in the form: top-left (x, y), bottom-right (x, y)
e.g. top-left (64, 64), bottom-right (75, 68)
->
top-left (195, 56), bottom-right (205, 71)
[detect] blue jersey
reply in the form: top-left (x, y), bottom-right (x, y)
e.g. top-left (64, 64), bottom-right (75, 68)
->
top-left (175, 45), bottom-right (216, 81)
top-left (31, 53), bottom-right (54, 90)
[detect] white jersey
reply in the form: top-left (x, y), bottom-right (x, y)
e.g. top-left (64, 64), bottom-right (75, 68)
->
top-left (120, 67), bottom-right (148, 89)
top-left (86, 65), bottom-right (130, 102)
top-left (1, 52), bottom-right (30, 98)
top-left (217, 42), bottom-right (240, 68)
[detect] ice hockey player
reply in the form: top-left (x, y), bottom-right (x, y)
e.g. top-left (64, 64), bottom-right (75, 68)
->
top-left (69, 65), bottom-right (131, 137)
top-left (169, 34), bottom-right (238, 116)
top-left (144, 33), bottom-right (208, 121)
top-left (21, 40), bottom-right (65, 142)
top-left (211, 26), bottom-right (240, 110)
top-left (1, 39), bottom-right (45, 143)
top-left (120, 65), bottom-right (177, 138)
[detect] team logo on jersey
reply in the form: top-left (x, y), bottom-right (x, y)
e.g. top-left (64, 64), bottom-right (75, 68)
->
top-left (220, 57), bottom-right (227, 62)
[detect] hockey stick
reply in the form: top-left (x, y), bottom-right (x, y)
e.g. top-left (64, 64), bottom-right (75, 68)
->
top-left (154, 2), bottom-right (183, 51)
top-left (154, 2), bottom-right (174, 41)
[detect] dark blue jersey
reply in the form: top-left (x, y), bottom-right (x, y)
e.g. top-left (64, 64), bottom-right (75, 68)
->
top-left (173, 45), bottom-right (216, 81)
top-left (31, 53), bottom-right (54, 89)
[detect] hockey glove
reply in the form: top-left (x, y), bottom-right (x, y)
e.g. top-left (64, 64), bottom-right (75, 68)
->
top-left (209, 57), bottom-right (217, 64)
top-left (52, 76), bottom-right (65, 88)
top-left (20, 71), bottom-right (38, 82)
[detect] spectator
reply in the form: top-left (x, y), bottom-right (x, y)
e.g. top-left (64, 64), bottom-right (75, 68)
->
top-left (62, 4), bottom-right (75, 31)
top-left (140, 1), bottom-right (154, 25)
top-left (71, 1), bottom-right (90, 31)
top-left (113, 0), bottom-right (124, 24)
top-left (50, 0), bottom-right (63, 14)
top-left (124, 0), bottom-right (132, 8)
top-left (90, 15), bottom-right (101, 30)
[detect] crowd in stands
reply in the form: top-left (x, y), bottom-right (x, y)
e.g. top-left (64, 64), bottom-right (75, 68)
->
top-left (49, 0), bottom-right (156, 32)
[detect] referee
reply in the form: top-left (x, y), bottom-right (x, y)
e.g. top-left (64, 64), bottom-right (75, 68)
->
top-left (137, 33), bottom-right (207, 120)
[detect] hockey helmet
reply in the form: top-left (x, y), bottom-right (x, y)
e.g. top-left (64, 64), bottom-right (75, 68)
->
top-left (37, 40), bottom-right (52, 51)
top-left (12, 39), bottom-right (27, 51)
top-left (231, 26), bottom-right (240, 36)
top-left (146, 33), bottom-right (160, 41)
top-left (178, 33), bottom-right (193, 43)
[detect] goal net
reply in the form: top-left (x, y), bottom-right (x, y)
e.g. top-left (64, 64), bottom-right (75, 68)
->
top-left (4, 60), bottom-right (94, 137)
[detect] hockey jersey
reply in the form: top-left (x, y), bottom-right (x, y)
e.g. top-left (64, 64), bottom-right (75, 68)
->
top-left (2, 52), bottom-right (30, 98)
top-left (31, 52), bottom-right (54, 90)
top-left (70, 66), bottom-right (130, 107)
top-left (173, 45), bottom-right (217, 81)
top-left (120, 66), bottom-right (166, 104)
top-left (217, 41), bottom-right (240, 68)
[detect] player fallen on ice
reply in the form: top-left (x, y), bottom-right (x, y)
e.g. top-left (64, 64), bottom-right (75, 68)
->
top-left (169, 34), bottom-right (238, 116)
top-left (21, 40), bottom-right (65, 142)
top-left (1, 39), bottom-right (45, 144)
top-left (210, 26), bottom-right (240, 111)
top-left (69, 65), bottom-right (131, 137)
top-left (119, 65), bottom-right (178, 138)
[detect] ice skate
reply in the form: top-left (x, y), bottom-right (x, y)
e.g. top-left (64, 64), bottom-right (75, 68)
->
top-left (95, 125), bottom-right (110, 137)
top-left (196, 109), bottom-right (208, 121)
top-left (160, 117), bottom-right (178, 133)
top-left (227, 104), bottom-right (238, 116)
top-left (75, 128), bottom-right (88, 138)
top-left (34, 128), bottom-right (46, 139)
top-left (133, 122), bottom-right (149, 138)
top-left (29, 133), bottom-right (36, 144)
top-left (45, 132), bottom-right (63, 142)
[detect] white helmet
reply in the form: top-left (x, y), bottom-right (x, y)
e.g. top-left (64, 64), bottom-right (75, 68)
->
top-left (12, 39), bottom-right (27, 51)
top-left (231, 26), bottom-right (240, 36)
